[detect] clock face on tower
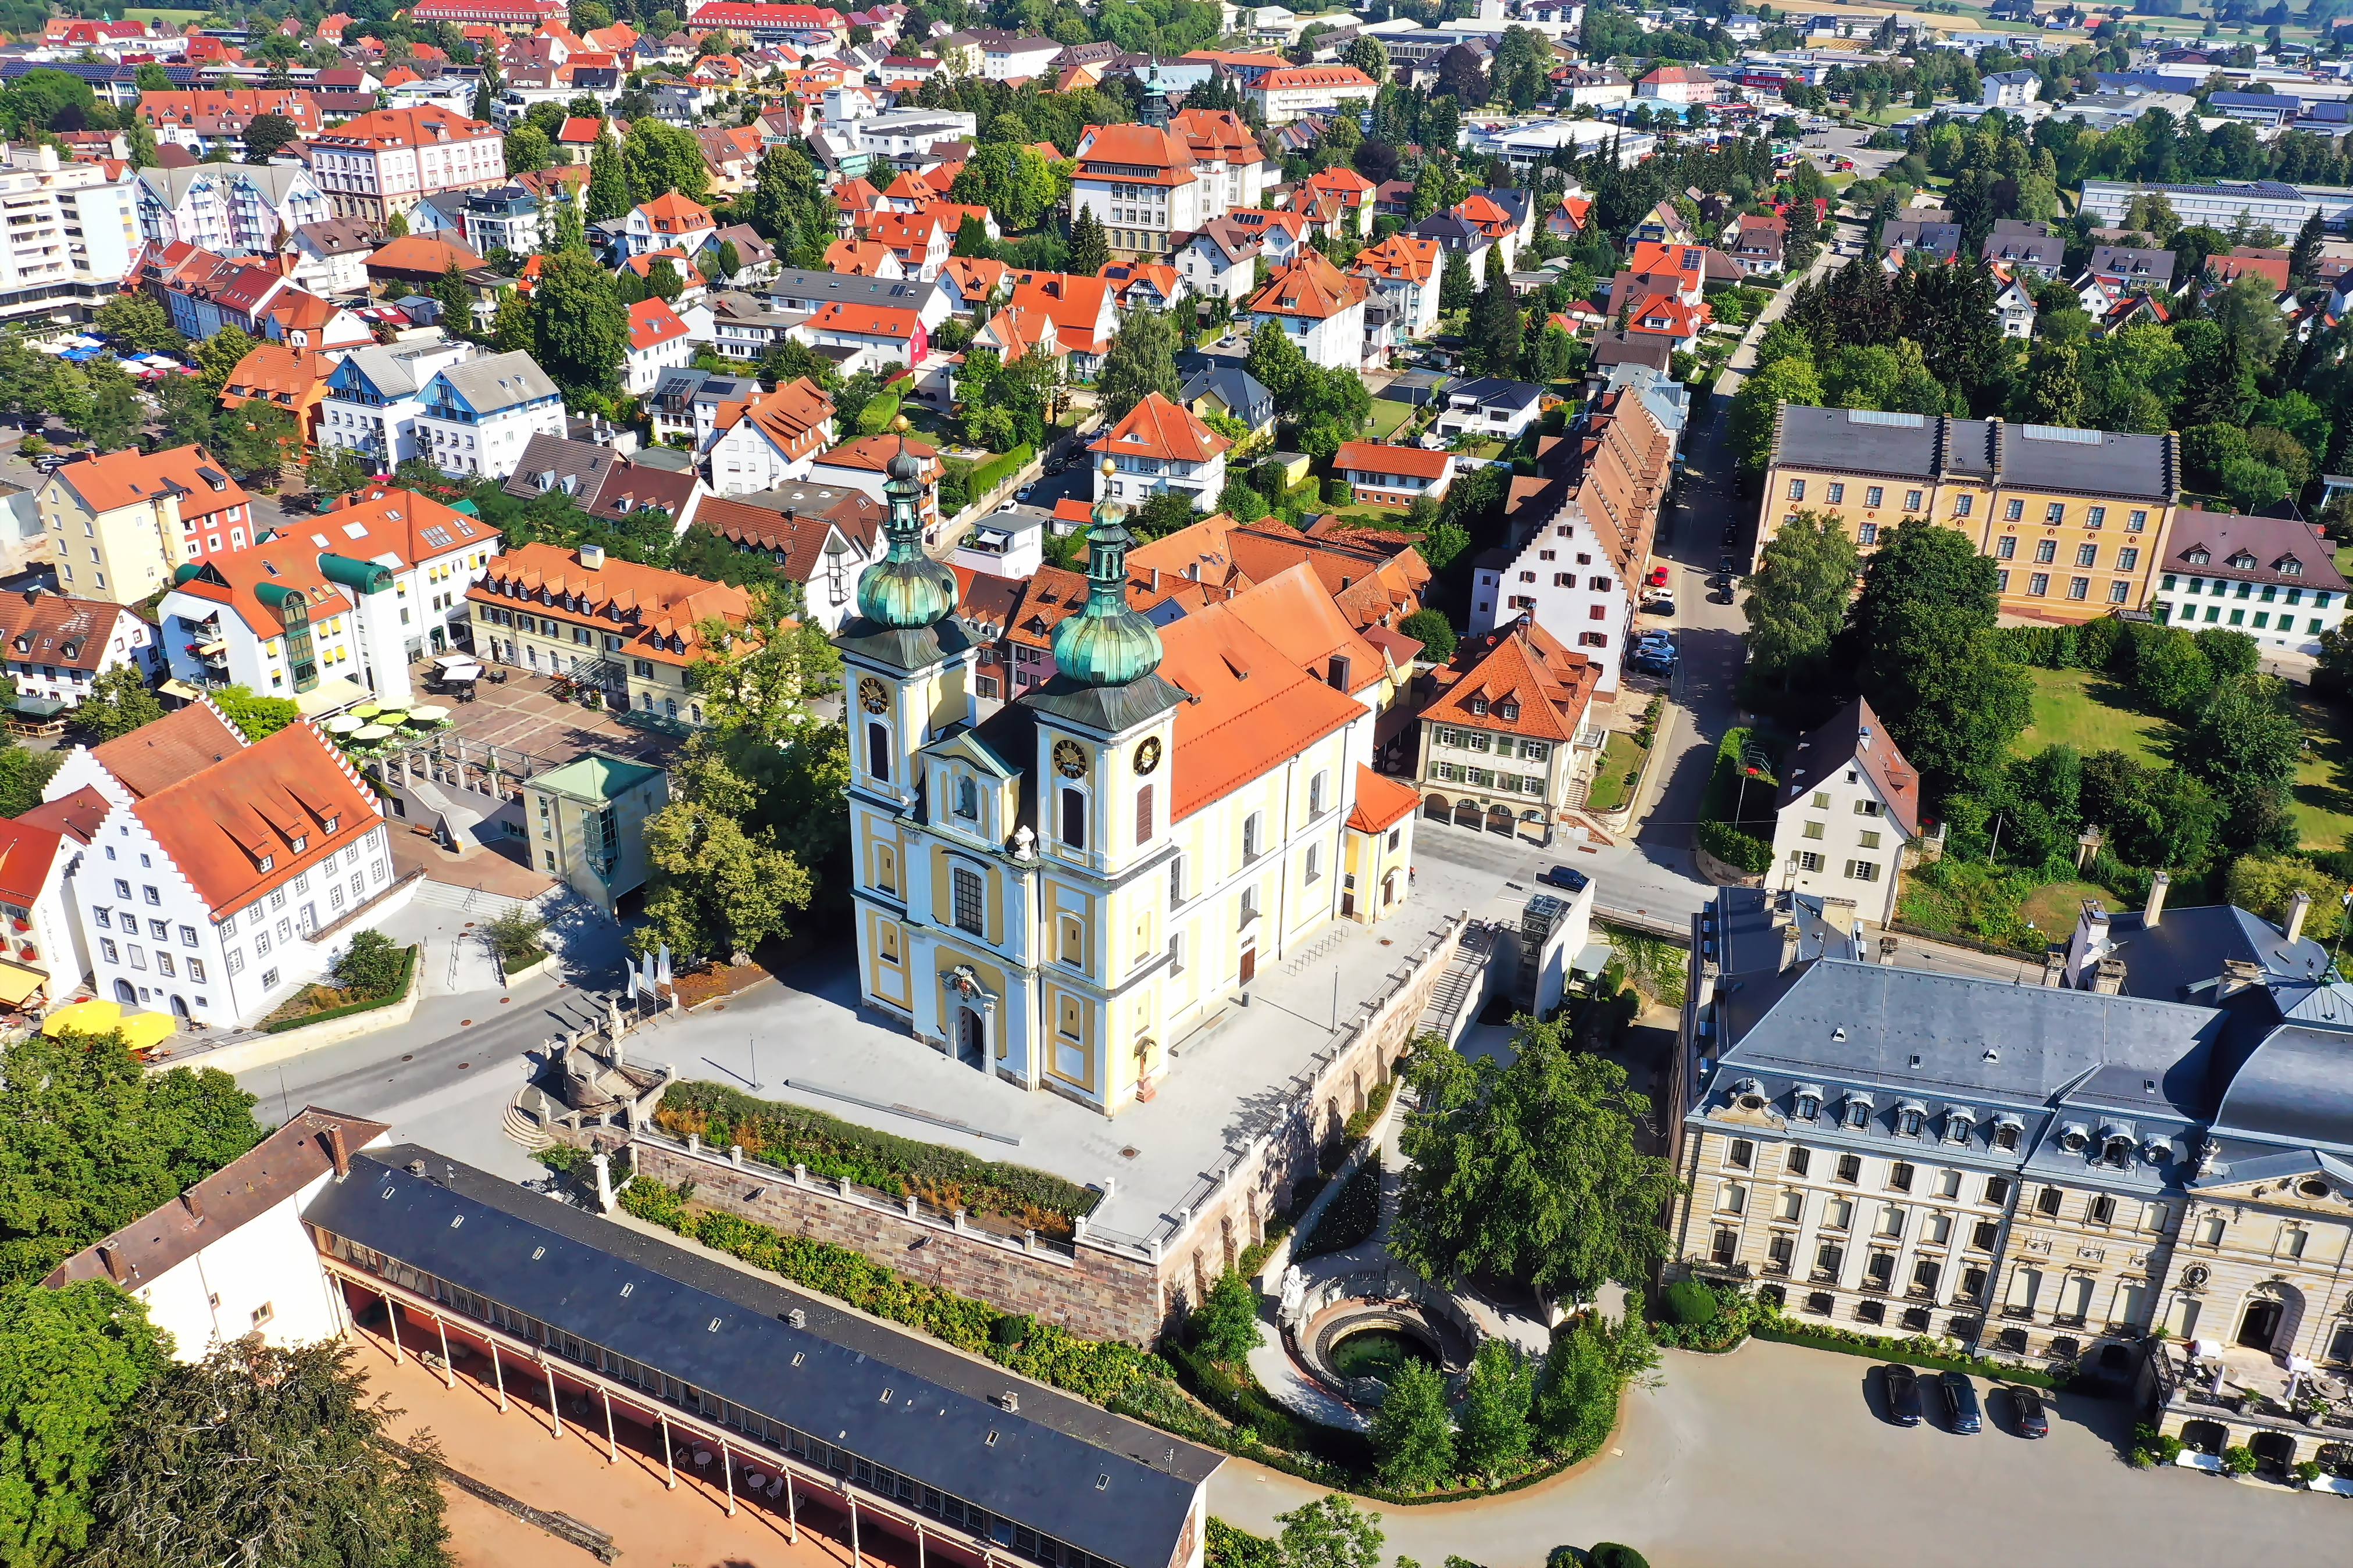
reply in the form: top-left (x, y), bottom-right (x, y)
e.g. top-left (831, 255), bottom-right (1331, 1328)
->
top-left (858, 677), bottom-right (890, 715)
top-left (1133, 735), bottom-right (1163, 775)
top-left (1053, 739), bottom-right (1089, 779)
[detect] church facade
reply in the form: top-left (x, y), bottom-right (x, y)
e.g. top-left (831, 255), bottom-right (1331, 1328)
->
top-left (839, 448), bottom-right (1414, 1115)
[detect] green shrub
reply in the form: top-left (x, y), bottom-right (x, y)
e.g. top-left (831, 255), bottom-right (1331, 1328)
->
top-left (965, 442), bottom-right (1035, 498)
top-left (1698, 818), bottom-right (1773, 874)
top-left (1325, 478), bottom-right (1353, 506)
top-left (1749, 1320), bottom-right (2056, 1387)
top-left (2295, 1459), bottom-right (2323, 1484)
top-left (334, 929), bottom-right (408, 998)
top-left (1591, 1547), bottom-right (1650, 1568)
top-left (1339, 1078), bottom-right (1393, 1144)
top-left (2222, 1445), bottom-right (2257, 1476)
top-left (1206, 1519), bottom-right (1279, 1568)
top-left (991, 1313), bottom-right (1034, 1348)
top-left (1660, 1280), bottom-right (1719, 1327)
top-left (654, 1080), bottom-right (1096, 1231)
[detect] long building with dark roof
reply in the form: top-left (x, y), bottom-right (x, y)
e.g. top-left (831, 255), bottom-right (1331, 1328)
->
top-left (1755, 405), bottom-right (2181, 625)
top-left (1674, 880), bottom-right (2353, 1475)
top-left (309, 1145), bottom-right (1220, 1568)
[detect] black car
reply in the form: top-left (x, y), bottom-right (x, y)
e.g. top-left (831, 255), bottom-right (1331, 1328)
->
top-left (2008, 1386), bottom-right (2049, 1438)
top-left (1883, 1364), bottom-right (1921, 1427)
top-left (1718, 555), bottom-right (1739, 573)
top-left (1938, 1371), bottom-right (1982, 1434)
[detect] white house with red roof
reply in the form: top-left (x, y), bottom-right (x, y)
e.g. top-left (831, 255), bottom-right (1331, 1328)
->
top-left (1003, 272), bottom-right (1116, 380)
top-left (1240, 251), bottom-right (1367, 371)
top-left (1068, 123), bottom-right (1212, 259)
top-left (1350, 233), bottom-right (1443, 338)
top-left (305, 106), bottom-right (505, 226)
top-left (1413, 621), bottom-right (1604, 845)
top-left (686, 2), bottom-right (849, 47)
top-left (42, 708), bottom-right (410, 1026)
top-left (1768, 697), bottom-right (1920, 926)
top-left (805, 299), bottom-right (929, 367)
top-left (1168, 106), bottom-right (1267, 219)
top-left (0, 812), bottom-right (85, 1006)
top-left (1089, 392), bottom-right (1229, 513)
top-left (0, 589), bottom-right (160, 715)
top-left (623, 297), bottom-right (696, 396)
top-left (1245, 63), bottom-right (1377, 122)
top-left (622, 191), bottom-right (716, 258)
top-left (704, 377), bottom-right (839, 494)
top-left (811, 434), bottom-right (942, 536)
top-left (1637, 65), bottom-right (1718, 103)
top-left (1221, 207), bottom-right (1309, 266)
top-left (1301, 166), bottom-right (1375, 240)
top-left (1332, 441), bottom-right (1453, 510)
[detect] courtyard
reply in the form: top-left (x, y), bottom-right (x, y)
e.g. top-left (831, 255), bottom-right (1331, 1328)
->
top-left (1211, 1337), bottom-right (2353, 1567)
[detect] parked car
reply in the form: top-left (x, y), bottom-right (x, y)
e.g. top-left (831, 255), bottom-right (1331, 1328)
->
top-left (1718, 555), bottom-right (1739, 573)
top-left (2008, 1386), bottom-right (2048, 1438)
top-left (1631, 652), bottom-right (1676, 676)
top-left (1015, 485), bottom-right (1035, 502)
top-left (1641, 589), bottom-right (1675, 613)
top-left (1938, 1371), bottom-right (1981, 1434)
top-left (1883, 1365), bottom-right (1921, 1427)
top-left (1539, 865), bottom-right (1589, 891)
top-left (1645, 565), bottom-right (1671, 588)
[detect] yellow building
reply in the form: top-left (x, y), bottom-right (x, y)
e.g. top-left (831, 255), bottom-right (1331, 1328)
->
top-left (1756, 406), bottom-right (2181, 622)
top-left (35, 443), bottom-right (258, 604)
top-left (840, 452), bottom-right (1414, 1115)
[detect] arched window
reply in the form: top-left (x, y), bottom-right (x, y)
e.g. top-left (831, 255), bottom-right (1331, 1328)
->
top-left (867, 722), bottom-right (890, 783)
top-left (1794, 1090), bottom-right (1821, 1121)
top-left (1059, 787), bottom-right (1085, 848)
top-left (954, 775), bottom-right (978, 819)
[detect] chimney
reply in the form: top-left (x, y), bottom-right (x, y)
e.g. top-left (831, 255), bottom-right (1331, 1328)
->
top-left (181, 1187), bottom-right (205, 1221)
top-left (579, 542), bottom-right (606, 569)
top-left (98, 1244), bottom-right (126, 1284)
top-left (2093, 956), bottom-right (2127, 995)
top-left (2219, 958), bottom-right (2263, 998)
top-left (2144, 870), bottom-right (2169, 927)
top-left (326, 1123), bottom-right (350, 1180)
top-left (2041, 946), bottom-right (2067, 988)
top-left (2286, 890), bottom-right (2313, 945)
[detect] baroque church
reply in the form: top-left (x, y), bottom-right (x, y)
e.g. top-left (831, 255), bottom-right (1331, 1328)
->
top-left (839, 437), bottom-right (1421, 1115)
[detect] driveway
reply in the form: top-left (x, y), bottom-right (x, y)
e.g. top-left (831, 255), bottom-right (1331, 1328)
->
top-left (1208, 1338), bottom-right (2350, 1567)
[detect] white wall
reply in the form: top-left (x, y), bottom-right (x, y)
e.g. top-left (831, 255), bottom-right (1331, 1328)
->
top-left (1769, 760), bottom-right (1902, 924)
top-left (1469, 494), bottom-right (1635, 696)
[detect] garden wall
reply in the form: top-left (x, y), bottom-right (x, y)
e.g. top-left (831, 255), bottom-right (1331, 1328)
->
top-left (628, 914), bottom-right (1467, 1344)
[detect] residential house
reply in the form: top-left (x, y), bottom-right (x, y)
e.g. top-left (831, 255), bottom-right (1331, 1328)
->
top-left (1350, 232), bottom-right (1443, 339)
top-left (136, 163), bottom-right (327, 256)
top-left (1178, 218), bottom-right (1263, 305)
top-left (694, 484), bottom-right (883, 631)
top-left (805, 299), bottom-right (929, 367)
top-left (1982, 220), bottom-right (2063, 279)
top-left (134, 89), bottom-right (325, 158)
top-left (1767, 697), bottom-right (1919, 924)
top-left (1099, 260), bottom-right (1186, 317)
top-left (1244, 63), bottom-right (1377, 122)
top-left (306, 106), bottom-right (507, 225)
top-left (468, 541), bottom-right (751, 723)
top-left (288, 218), bottom-right (376, 295)
top-left (1090, 392), bottom-right (1230, 513)
top-left (316, 331), bottom-right (479, 472)
top-left (218, 344), bottom-right (335, 467)
top-left (622, 191), bottom-right (716, 258)
top-left (1168, 105), bottom-right (1268, 220)
top-left (1239, 251), bottom-right (1366, 372)
top-left (1003, 271), bottom-right (1117, 381)
top-left (2148, 508), bottom-right (2350, 656)
top-left (1176, 365), bottom-right (1274, 438)
top-left (1637, 65), bottom-right (1717, 103)
top-left (0, 588), bottom-right (159, 719)
top-left (1435, 377), bottom-right (1543, 442)
top-left (1068, 123), bottom-right (1213, 259)
top-left (1413, 621), bottom-right (1602, 846)
top-left (0, 812), bottom-right (84, 1005)
top-left (34, 445), bottom-right (255, 604)
top-left (1993, 270), bottom-right (2038, 338)
top-left (504, 437), bottom-right (705, 535)
top-left (1332, 441), bottom-right (1452, 509)
top-left (413, 352), bottom-right (568, 481)
top-left (1724, 210), bottom-right (1785, 276)
top-left (811, 434), bottom-right (943, 537)
top-left (704, 377), bottom-right (839, 494)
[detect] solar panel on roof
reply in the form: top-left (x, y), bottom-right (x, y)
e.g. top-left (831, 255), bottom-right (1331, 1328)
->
top-left (2022, 424), bottom-right (2104, 444)
top-left (1845, 410), bottom-right (1925, 428)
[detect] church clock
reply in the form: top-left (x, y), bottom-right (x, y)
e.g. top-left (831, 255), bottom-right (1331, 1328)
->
top-left (1053, 739), bottom-right (1089, 778)
top-left (1133, 735), bottom-right (1163, 775)
top-left (858, 677), bottom-right (890, 714)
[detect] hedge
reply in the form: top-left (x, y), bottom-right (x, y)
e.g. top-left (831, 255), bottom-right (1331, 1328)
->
top-left (1207, 1519), bottom-right (1279, 1568)
top-left (965, 442), bottom-right (1035, 500)
top-left (618, 1176), bottom-right (1161, 1403)
top-left (1698, 819), bottom-right (1773, 874)
top-left (261, 944), bottom-right (418, 1033)
top-left (653, 1080), bottom-right (1097, 1233)
top-left (1293, 1154), bottom-right (1381, 1260)
top-left (1751, 1321), bottom-right (2056, 1387)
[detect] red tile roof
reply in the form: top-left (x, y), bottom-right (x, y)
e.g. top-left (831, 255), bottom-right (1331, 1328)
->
top-left (1335, 441), bottom-right (1449, 481)
top-left (1090, 392), bottom-right (1229, 465)
top-left (1158, 599), bottom-right (1366, 821)
top-left (1347, 765), bottom-right (1420, 833)
top-left (90, 701), bottom-right (247, 800)
top-left (1423, 623), bottom-right (1598, 743)
top-left (628, 296), bottom-right (691, 352)
top-left (131, 722), bottom-right (382, 914)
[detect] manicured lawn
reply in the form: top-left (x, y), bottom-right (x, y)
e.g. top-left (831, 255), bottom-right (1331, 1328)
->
top-left (2014, 669), bottom-right (2172, 767)
top-left (1584, 731), bottom-right (1648, 813)
top-left (1363, 398), bottom-right (1418, 440)
top-left (2291, 691), bottom-right (2353, 854)
top-left (2018, 881), bottom-right (2117, 943)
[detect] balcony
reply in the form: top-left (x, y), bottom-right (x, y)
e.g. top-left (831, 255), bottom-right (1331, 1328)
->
top-left (2000, 1305), bottom-right (2037, 1321)
top-left (2052, 1313), bottom-right (2088, 1330)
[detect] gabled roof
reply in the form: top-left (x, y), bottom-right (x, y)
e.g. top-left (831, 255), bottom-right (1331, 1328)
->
top-left (1423, 622), bottom-right (1598, 742)
top-left (87, 702), bottom-right (247, 800)
top-left (1334, 440), bottom-right (1448, 480)
top-left (430, 352), bottom-right (560, 415)
top-left (697, 484), bottom-right (883, 581)
top-left (1347, 765), bottom-right (1420, 833)
top-left (1089, 392), bottom-right (1228, 465)
top-left (0, 591), bottom-right (136, 676)
top-left (365, 233), bottom-right (486, 277)
top-left (1776, 696), bottom-right (1921, 840)
top-left (1185, 217), bottom-right (1264, 267)
top-left (1352, 233), bottom-right (1441, 285)
top-left (49, 444), bottom-right (250, 522)
top-left (1244, 249), bottom-right (1362, 322)
top-left (468, 542), bottom-right (752, 668)
top-left (131, 722), bottom-right (383, 914)
top-left (807, 299), bottom-right (923, 341)
top-left (628, 296), bottom-right (691, 352)
top-left (1217, 561), bottom-right (1386, 697)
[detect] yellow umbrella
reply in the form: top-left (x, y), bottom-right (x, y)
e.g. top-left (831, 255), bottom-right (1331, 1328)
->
top-left (42, 998), bottom-right (122, 1037)
top-left (117, 1012), bottom-right (177, 1052)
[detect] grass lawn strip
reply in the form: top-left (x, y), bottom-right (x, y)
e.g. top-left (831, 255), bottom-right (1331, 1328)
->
top-left (2013, 669), bottom-right (2172, 766)
top-left (1584, 730), bottom-right (1648, 814)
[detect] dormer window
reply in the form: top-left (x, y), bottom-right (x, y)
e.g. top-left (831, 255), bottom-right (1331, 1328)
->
top-left (2228, 552), bottom-right (2255, 569)
top-left (2280, 558), bottom-right (2304, 576)
top-left (2057, 1123), bottom-right (2089, 1154)
top-left (1845, 1095), bottom-right (1873, 1130)
top-left (290, 835), bottom-right (308, 853)
top-left (2187, 548), bottom-right (2209, 565)
top-left (256, 853), bottom-right (274, 872)
top-left (1497, 699), bottom-right (1520, 722)
top-left (1794, 1087), bottom-right (1821, 1121)
top-left (1467, 697), bottom-right (1488, 716)
top-left (322, 814), bottom-right (339, 833)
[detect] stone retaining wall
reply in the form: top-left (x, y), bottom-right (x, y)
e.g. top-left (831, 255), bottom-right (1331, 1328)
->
top-left (628, 915), bottom-right (1466, 1344)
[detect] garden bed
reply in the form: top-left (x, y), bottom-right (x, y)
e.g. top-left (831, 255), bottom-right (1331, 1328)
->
top-left (259, 944), bottom-right (417, 1032)
top-left (1293, 1155), bottom-right (1382, 1260)
top-left (1752, 1321), bottom-right (2056, 1387)
top-left (650, 1081), bottom-right (1097, 1233)
top-left (1583, 730), bottom-right (1648, 814)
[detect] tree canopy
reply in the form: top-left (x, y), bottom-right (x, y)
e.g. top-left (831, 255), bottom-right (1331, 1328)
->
top-left (0, 1281), bottom-right (169, 1567)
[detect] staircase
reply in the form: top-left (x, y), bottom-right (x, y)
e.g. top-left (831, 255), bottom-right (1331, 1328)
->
top-left (1416, 920), bottom-right (1498, 1041)
top-left (501, 1096), bottom-right (555, 1152)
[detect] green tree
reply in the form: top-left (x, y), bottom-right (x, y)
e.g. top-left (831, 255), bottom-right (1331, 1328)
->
top-left (529, 249), bottom-right (629, 397)
top-left (154, 373), bottom-right (218, 452)
top-left (686, 588), bottom-right (841, 746)
top-left (1392, 1017), bottom-right (1681, 1302)
top-left (503, 123), bottom-right (552, 176)
top-left (2227, 853), bottom-right (2345, 942)
top-left (208, 683), bottom-right (301, 742)
top-left (1243, 316), bottom-right (1310, 405)
top-left (333, 930), bottom-right (409, 999)
top-left (639, 789), bottom-right (815, 965)
top-left (90, 294), bottom-right (181, 355)
top-left (1466, 247), bottom-right (1521, 376)
top-left (1438, 248), bottom-right (1474, 314)
top-left (623, 118), bottom-right (709, 205)
top-left (1068, 206), bottom-right (1110, 278)
top-left (2018, 340), bottom-right (2085, 427)
top-left (433, 260), bottom-right (474, 332)
top-left (1741, 509), bottom-right (1858, 699)
top-left (1727, 355), bottom-right (1823, 472)
top-left (190, 325), bottom-right (259, 396)
top-left (85, 1336), bottom-right (450, 1568)
top-left (0, 742), bottom-right (59, 818)
top-left (0, 1281), bottom-right (170, 1568)
top-left (213, 400), bottom-right (299, 481)
top-left (2181, 678), bottom-right (2302, 849)
top-left (303, 442), bottom-right (374, 501)
top-left (1367, 1358), bottom-right (1455, 1491)
top-left (0, 1028), bottom-right (263, 1288)
top-left (1216, 477), bottom-right (1267, 521)
top-left (1531, 1311), bottom-right (1656, 1460)
top-left (81, 369), bottom-right (141, 454)
top-left (585, 132), bottom-right (630, 222)
top-left (1094, 305), bottom-right (1180, 423)
top-left (67, 666), bottom-right (162, 745)
top-left (1397, 607), bottom-right (1456, 663)
top-left (1188, 1270), bottom-right (1263, 1363)
top-left (1343, 33), bottom-right (1389, 81)
top-left (1274, 1495), bottom-right (1385, 1568)
top-left (1456, 1338), bottom-right (1534, 1478)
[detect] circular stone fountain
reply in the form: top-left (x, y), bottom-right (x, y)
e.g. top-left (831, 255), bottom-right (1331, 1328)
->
top-left (1299, 1296), bottom-right (1470, 1408)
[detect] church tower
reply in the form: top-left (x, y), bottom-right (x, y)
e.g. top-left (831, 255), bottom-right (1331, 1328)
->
top-left (838, 423), bottom-right (975, 1032)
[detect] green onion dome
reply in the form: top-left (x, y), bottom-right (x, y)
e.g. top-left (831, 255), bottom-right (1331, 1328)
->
top-left (853, 427), bottom-right (958, 631)
top-left (1051, 461), bottom-right (1165, 688)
